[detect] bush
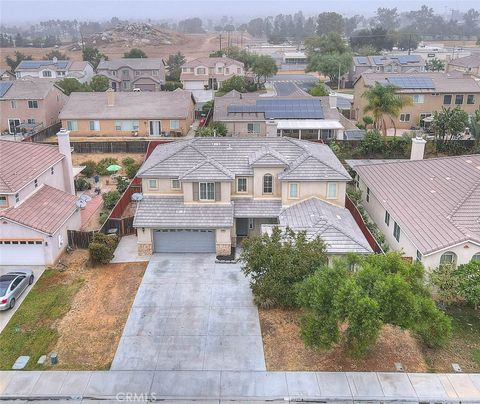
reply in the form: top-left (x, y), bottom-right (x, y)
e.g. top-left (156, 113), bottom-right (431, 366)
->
top-left (80, 160), bottom-right (96, 177)
top-left (125, 162), bottom-right (141, 179)
top-left (74, 178), bottom-right (91, 191)
top-left (121, 157), bottom-right (136, 166)
top-left (102, 190), bottom-right (121, 210)
top-left (116, 176), bottom-right (129, 194)
top-left (88, 233), bottom-right (119, 264)
top-left (99, 210), bottom-right (109, 225)
top-left (162, 81), bottom-right (183, 91)
top-left (360, 130), bottom-right (383, 156)
top-left (96, 157), bottom-right (118, 176)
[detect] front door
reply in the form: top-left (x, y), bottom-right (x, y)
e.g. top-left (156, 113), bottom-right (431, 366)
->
top-left (236, 218), bottom-right (249, 237)
top-left (8, 119), bottom-right (20, 134)
top-left (111, 82), bottom-right (117, 91)
top-left (149, 120), bottom-right (161, 136)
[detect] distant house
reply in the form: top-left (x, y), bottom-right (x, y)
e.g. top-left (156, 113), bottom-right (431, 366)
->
top-left (96, 58), bottom-right (165, 92)
top-left (447, 53), bottom-right (480, 79)
top-left (0, 79), bottom-right (67, 135)
top-left (0, 130), bottom-right (81, 266)
top-left (0, 69), bottom-right (15, 81)
top-left (352, 72), bottom-right (480, 131)
top-left (180, 57), bottom-right (245, 101)
top-left (15, 58), bottom-right (94, 83)
top-left (59, 89), bottom-right (195, 137)
top-left (213, 90), bottom-right (358, 140)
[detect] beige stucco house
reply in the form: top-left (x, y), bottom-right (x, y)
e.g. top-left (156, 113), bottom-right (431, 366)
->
top-left (59, 89), bottom-right (195, 137)
top-left (446, 53), bottom-right (480, 79)
top-left (352, 72), bottom-right (480, 131)
top-left (15, 59), bottom-right (94, 83)
top-left (133, 137), bottom-right (372, 258)
top-left (0, 79), bottom-right (67, 135)
top-left (0, 130), bottom-right (81, 266)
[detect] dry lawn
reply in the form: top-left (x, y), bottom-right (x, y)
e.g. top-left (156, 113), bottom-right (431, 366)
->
top-left (260, 309), bottom-right (428, 372)
top-left (72, 152), bottom-right (144, 166)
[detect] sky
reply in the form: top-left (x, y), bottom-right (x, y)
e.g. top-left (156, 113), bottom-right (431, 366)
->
top-left (1, 0), bottom-right (479, 24)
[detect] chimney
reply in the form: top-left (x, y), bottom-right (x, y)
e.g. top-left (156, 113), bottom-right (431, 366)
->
top-left (329, 94), bottom-right (337, 109)
top-left (52, 56), bottom-right (58, 63)
top-left (106, 88), bottom-right (115, 106)
top-left (265, 119), bottom-right (278, 137)
top-left (410, 135), bottom-right (426, 160)
top-left (57, 128), bottom-right (75, 195)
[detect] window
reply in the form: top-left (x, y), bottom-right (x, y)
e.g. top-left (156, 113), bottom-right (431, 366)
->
top-left (135, 70), bottom-right (140, 76)
top-left (225, 68), bottom-right (230, 74)
top-left (366, 187), bottom-right (370, 202)
top-left (152, 70), bottom-right (159, 76)
top-left (66, 120), bottom-right (78, 131)
top-left (393, 222), bottom-right (401, 242)
top-left (412, 94), bottom-right (424, 104)
top-left (122, 81), bottom-right (130, 90)
top-left (467, 94), bottom-right (476, 105)
top-left (114, 120), bottom-right (139, 131)
top-left (10, 100), bottom-right (16, 109)
top-left (443, 94), bottom-right (452, 105)
top-left (57, 71), bottom-right (65, 76)
top-left (217, 67), bottom-right (223, 73)
top-left (289, 183), bottom-right (299, 198)
top-left (148, 179), bottom-right (158, 189)
top-left (384, 211), bottom-right (390, 226)
top-left (34, 179), bottom-right (38, 188)
top-left (199, 182), bottom-right (215, 200)
top-left (416, 250), bottom-right (422, 262)
top-left (28, 100), bottom-right (38, 109)
top-left (248, 218), bottom-right (254, 229)
top-left (27, 118), bottom-right (35, 124)
top-left (197, 67), bottom-right (206, 74)
top-left (440, 251), bottom-right (457, 266)
top-left (122, 69), bottom-right (129, 75)
top-left (263, 174), bottom-right (273, 194)
top-left (247, 122), bottom-right (260, 134)
top-left (455, 95), bottom-right (464, 105)
top-left (51, 167), bottom-right (54, 175)
top-left (326, 182), bottom-right (337, 199)
top-left (0, 196), bottom-right (7, 207)
top-left (237, 177), bottom-right (247, 193)
top-left (170, 120), bottom-right (180, 130)
top-left (42, 70), bottom-right (52, 77)
top-left (171, 179), bottom-right (180, 189)
top-left (89, 120), bottom-right (100, 131)
top-left (399, 113), bottom-right (410, 122)
top-left (472, 253), bottom-right (480, 262)
top-left (111, 70), bottom-right (116, 76)
top-left (15, 193), bottom-right (19, 203)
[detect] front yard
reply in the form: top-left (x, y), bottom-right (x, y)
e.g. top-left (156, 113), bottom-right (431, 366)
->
top-left (0, 250), bottom-right (146, 370)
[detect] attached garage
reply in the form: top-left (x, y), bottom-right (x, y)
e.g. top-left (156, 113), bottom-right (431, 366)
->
top-left (153, 229), bottom-right (216, 253)
top-left (134, 83), bottom-right (156, 92)
top-left (0, 240), bottom-right (46, 266)
top-left (132, 78), bottom-right (158, 92)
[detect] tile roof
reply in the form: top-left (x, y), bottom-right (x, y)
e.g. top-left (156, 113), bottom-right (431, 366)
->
top-left (448, 54), bottom-right (480, 68)
top-left (267, 197), bottom-right (372, 254)
top-left (182, 57), bottom-right (244, 68)
top-left (179, 159), bottom-right (235, 181)
top-left (59, 90), bottom-right (193, 120)
top-left (97, 58), bottom-right (165, 71)
top-left (133, 196), bottom-right (233, 228)
top-left (0, 140), bottom-right (64, 193)
top-left (0, 185), bottom-right (78, 234)
top-left (138, 137), bottom-right (350, 181)
top-left (0, 78), bottom-right (61, 99)
top-left (248, 146), bottom-right (289, 167)
top-left (353, 155), bottom-right (480, 254)
top-left (233, 198), bottom-right (282, 218)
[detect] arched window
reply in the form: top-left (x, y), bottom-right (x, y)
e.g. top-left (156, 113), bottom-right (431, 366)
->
top-left (440, 251), bottom-right (457, 266)
top-left (472, 253), bottom-right (480, 262)
top-left (263, 174), bottom-right (273, 194)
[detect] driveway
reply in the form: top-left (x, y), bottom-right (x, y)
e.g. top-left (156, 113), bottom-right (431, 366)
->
top-left (0, 266), bottom-right (44, 333)
top-left (111, 254), bottom-right (266, 371)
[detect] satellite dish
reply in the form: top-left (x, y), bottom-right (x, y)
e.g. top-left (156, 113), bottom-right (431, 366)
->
top-left (131, 193), bottom-right (143, 202)
top-left (80, 194), bottom-right (92, 202)
top-left (76, 200), bottom-right (87, 209)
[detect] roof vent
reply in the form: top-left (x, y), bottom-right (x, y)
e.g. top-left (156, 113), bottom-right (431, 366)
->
top-left (430, 190), bottom-right (436, 193)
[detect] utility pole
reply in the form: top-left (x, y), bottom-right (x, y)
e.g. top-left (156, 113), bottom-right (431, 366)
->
top-left (407, 33), bottom-right (412, 55)
top-left (338, 62), bottom-right (341, 90)
top-left (219, 34), bottom-right (222, 52)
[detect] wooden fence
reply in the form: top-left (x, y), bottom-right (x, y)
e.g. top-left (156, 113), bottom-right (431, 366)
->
top-left (67, 230), bottom-right (96, 249)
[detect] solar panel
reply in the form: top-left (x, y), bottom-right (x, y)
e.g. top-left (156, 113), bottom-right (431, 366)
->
top-left (386, 76), bottom-right (435, 89)
top-left (356, 57), bottom-right (368, 65)
top-left (0, 82), bottom-right (13, 98)
top-left (227, 98), bottom-right (324, 119)
top-left (372, 56), bottom-right (387, 65)
top-left (397, 55), bottom-right (420, 64)
top-left (18, 60), bottom-right (69, 69)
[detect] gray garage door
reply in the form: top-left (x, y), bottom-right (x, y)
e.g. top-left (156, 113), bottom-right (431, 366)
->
top-left (153, 229), bottom-right (216, 253)
top-left (134, 84), bottom-right (155, 92)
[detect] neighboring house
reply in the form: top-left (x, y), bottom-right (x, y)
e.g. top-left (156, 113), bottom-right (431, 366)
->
top-left (180, 57), bottom-right (245, 102)
top-left (96, 58), bottom-right (165, 92)
top-left (0, 79), bottom-right (67, 135)
top-left (352, 72), bottom-right (480, 130)
top-left (0, 130), bottom-right (81, 266)
top-left (59, 89), bottom-right (194, 137)
top-left (349, 55), bottom-right (425, 84)
top-left (213, 90), bottom-right (358, 140)
top-left (15, 58), bottom-right (94, 83)
top-left (133, 137), bottom-right (372, 258)
top-left (347, 141), bottom-right (480, 269)
top-left (0, 69), bottom-right (15, 81)
top-left (447, 53), bottom-right (480, 79)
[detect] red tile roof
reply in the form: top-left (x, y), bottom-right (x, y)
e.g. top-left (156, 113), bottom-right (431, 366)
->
top-left (0, 185), bottom-right (78, 234)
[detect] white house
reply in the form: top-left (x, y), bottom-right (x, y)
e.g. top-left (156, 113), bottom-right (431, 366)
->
top-left (15, 58), bottom-right (94, 83)
top-left (0, 130), bottom-right (81, 266)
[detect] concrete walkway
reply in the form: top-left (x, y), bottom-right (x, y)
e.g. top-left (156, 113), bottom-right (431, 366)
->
top-left (111, 235), bottom-right (150, 263)
top-left (111, 254), bottom-right (265, 371)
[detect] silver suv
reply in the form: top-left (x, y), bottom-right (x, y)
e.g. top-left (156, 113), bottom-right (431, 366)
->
top-left (0, 270), bottom-right (34, 311)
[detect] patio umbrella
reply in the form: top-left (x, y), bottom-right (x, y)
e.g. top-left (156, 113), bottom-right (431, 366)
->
top-left (106, 164), bottom-right (122, 173)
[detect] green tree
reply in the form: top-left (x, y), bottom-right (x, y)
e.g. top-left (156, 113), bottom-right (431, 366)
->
top-left (305, 33), bottom-right (348, 55)
top-left (307, 52), bottom-right (352, 89)
top-left (241, 227), bottom-right (328, 308)
top-left (375, 7), bottom-right (399, 30)
top-left (82, 47), bottom-right (108, 69)
top-left (308, 81), bottom-right (330, 96)
top-left (194, 122), bottom-right (227, 137)
top-left (426, 58), bottom-right (445, 72)
top-left (102, 190), bottom-right (121, 210)
top-left (45, 50), bottom-right (68, 60)
top-left (316, 12), bottom-right (345, 36)
top-left (5, 51), bottom-right (32, 71)
top-left (89, 75), bottom-right (109, 92)
top-left (219, 75), bottom-right (247, 93)
top-left (350, 27), bottom-right (394, 52)
top-left (455, 261), bottom-right (480, 310)
top-left (166, 52), bottom-right (186, 82)
top-left (362, 83), bottom-right (412, 136)
top-left (251, 54), bottom-right (278, 85)
top-left (56, 78), bottom-right (90, 95)
top-left (432, 107), bottom-right (469, 144)
top-left (123, 48), bottom-right (147, 58)
top-left (430, 263), bottom-right (460, 306)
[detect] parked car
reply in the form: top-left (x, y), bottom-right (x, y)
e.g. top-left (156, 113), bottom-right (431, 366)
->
top-left (0, 270), bottom-right (34, 311)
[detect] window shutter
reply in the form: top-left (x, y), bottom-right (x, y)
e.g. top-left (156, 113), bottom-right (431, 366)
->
top-left (215, 182), bottom-right (221, 201)
top-left (193, 182), bottom-right (199, 201)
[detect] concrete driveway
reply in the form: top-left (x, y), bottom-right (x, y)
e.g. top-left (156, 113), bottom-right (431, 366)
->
top-left (111, 254), bottom-right (266, 371)
top-left (0, 266), bottom-right (44, 333)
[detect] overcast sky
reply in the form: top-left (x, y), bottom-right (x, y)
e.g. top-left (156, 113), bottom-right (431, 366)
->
top-left (1, 0), bottom-right (478, 24)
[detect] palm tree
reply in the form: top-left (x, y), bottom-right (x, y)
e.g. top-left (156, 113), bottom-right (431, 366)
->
top-left (362, 83), bottom-right (413, 137)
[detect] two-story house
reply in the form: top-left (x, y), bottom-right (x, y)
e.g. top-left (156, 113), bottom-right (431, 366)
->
top-left (180, 57), bottom-right (245, 101)
top-left (15, 58), bottom-right (94, 83)
top-left (59, 89), bottom-right (195, 137)
top-left (0, 79), bottom-right (67, 135)
top-left (352, 72), bottom-right (480, 132)
top-left (96, 58), bottom-right (165, 92)
top-left (447, 53), bottom-right (480, 79)
top-left (0, 69), bottom-right (15, 81)
top-left (133, 138), bottom-right (372, 258)
top-left (0, 129), bottom-right (81, 266)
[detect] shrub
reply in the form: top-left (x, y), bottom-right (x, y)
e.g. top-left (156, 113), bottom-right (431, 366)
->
top-left (116, 176), bottom-right (129, 194)
top-left (360, 130), bottom-right (383, 156)
top-left (96, 157), bottom-right (118, 176)
top-left (162, 81), bottom-right (183, 91)
top-left (88, 233), bottom-right (119, 264)
top-left (125, 162), bottom-right (141, 179)
top-left (99, 210), bottom-right (109, 225)
top-left (121, 157), bottom-right (136, 166)
top-left (74, 178), bottom-right (91, 191)
top-left (102, 190), bottom-right (120, 210)
top-left (80, 160), bottom-right (96, 177)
